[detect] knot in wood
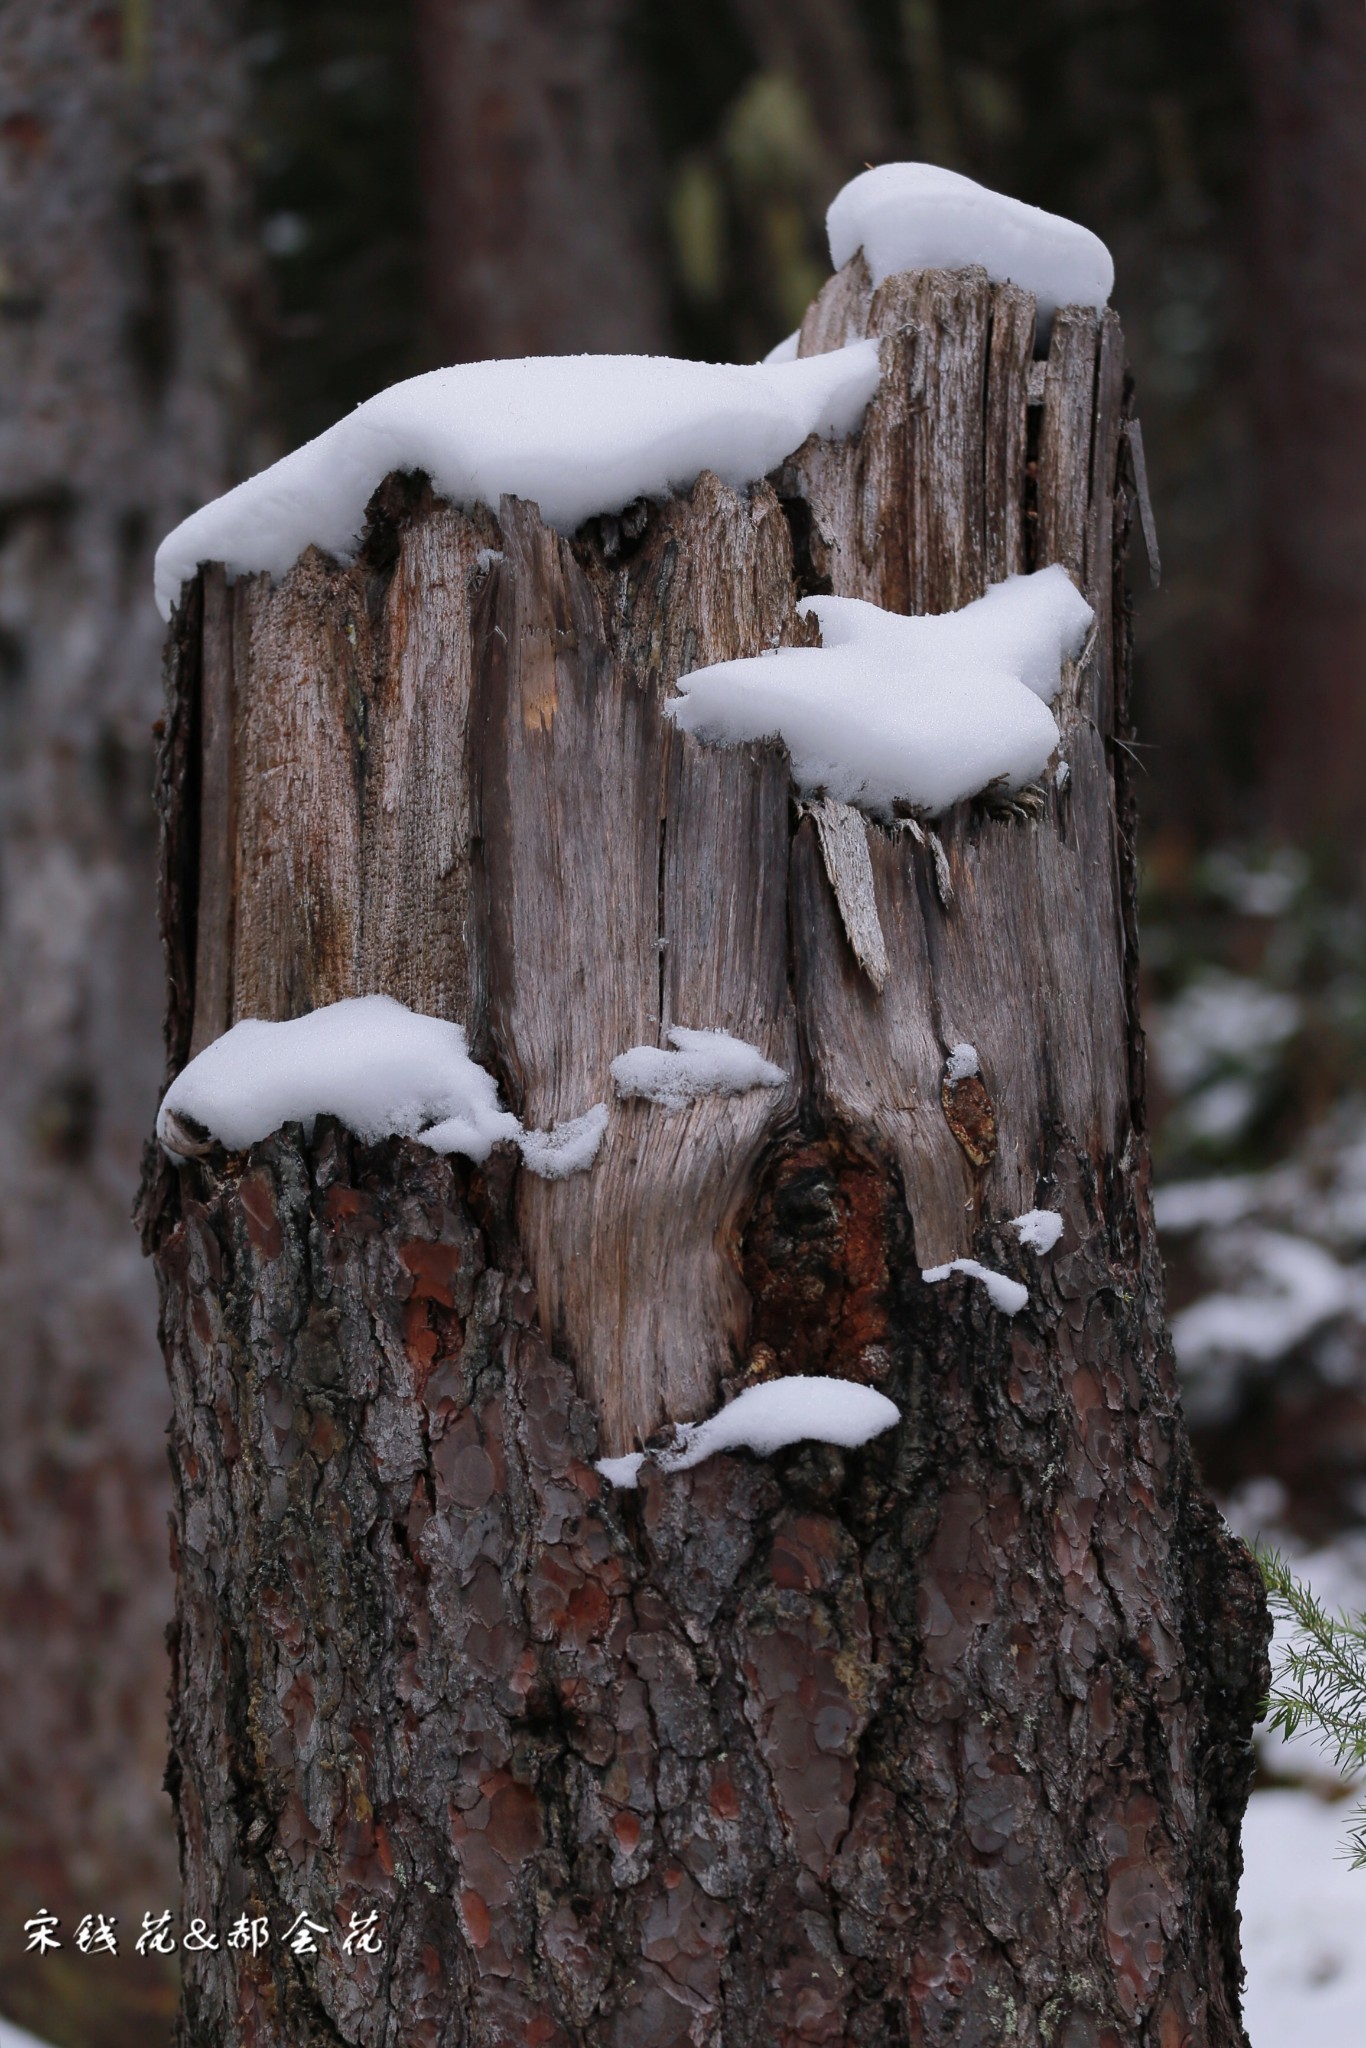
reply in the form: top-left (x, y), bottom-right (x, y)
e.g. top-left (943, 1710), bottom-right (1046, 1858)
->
top-left (941, 1071), bottom-right (997, 1169)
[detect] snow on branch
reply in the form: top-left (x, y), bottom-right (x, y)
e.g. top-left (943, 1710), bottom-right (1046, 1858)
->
top-left (668, 567), bottom-right (1092, 819)
top-left (153, 345), bottom-right (880, 619)
top-left (596, 1375), bottom-right (901, 1489)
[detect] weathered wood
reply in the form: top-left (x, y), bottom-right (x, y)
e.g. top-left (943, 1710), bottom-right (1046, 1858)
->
top-left (984, 283), bottom-right (1035, 584)
top-left (190, 565), bottom-right (238, 1056)
top-left (805, 797), bottom-right (890, 991)
top-left (146, 255), bottom-right (1270, 2047)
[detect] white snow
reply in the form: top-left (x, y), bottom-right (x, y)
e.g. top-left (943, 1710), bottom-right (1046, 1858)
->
top-left (1241, 1788), bottom-right (1366, 2048)
top-left (945, 1043), bottom-right (980, 1083)
top-left (158, 995), bottom-right (521, 1159)
top-left (516, 1102), bottom-right (609, 1180)
top-left (0, 2018), bottom-right (55, 2048)
top-left (763, 329), bottom-right (801, 365)
top-left (1203, 845), bottom-right (1308, 920)
top-left (1152, 971), bottom-right (1300, 1098)
top-left (826, 163), bottom-right (1113, 329)
top-left (611, 1027), bottom-right (787, 1110)
top-left (1012, 1208), bottom-right (1064, 1254)
top-left (153, 344), bottom-right (881, 619)
top-left (667, 567), bottom-right (1091, 819)
top-left (1171, 1229), bottom-right (1354, 1366)
top-left (1217, 1491), bottom-right (1366, 2046)
top-left (596, 1375), bottom-right (901, 1488)
top-left (1155, 1174), bottom-right (1266, 1235)
top-left (922, 1258), bottom-right (1029, 1316)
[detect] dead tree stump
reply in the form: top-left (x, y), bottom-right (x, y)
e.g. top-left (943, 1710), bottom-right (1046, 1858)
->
top-left (141, 261), bottom-right (1270, 2047)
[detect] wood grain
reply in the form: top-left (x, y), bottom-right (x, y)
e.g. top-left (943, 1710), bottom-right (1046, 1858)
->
top-left (186, 262), bottom-right (1130, 1435)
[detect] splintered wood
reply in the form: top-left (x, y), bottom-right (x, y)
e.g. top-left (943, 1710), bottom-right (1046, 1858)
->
top-left (178, 262), bottom-right (1130, 1453)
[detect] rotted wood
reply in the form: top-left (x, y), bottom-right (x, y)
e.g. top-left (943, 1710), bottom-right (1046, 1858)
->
top-left (146, 256), bottom-right (1270, 2046)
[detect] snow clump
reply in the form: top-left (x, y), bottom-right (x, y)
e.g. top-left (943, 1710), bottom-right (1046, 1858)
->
top-left (1012, 1208), bottom-right (1064, 1254)
top-left (596, 1375), bottom-right (901, 1489)
top-left (154, 345), bottom-right (881, 620)
top-left (922, 1258), bottom-right (1029, 1316)
top-left (157, 996), bottom-right (521, 1160)
top-left (611, 1027), bottom-right (787, 1110)
top-left (513, 1103), bottom-right (609, 1180)
top-left (667, 566), bottom-right (1092, 819)
top-left (827, 163), bottom-right (1113, 330)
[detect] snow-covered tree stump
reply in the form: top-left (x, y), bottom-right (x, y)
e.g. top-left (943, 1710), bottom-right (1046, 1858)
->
top-left (142, 254), bottom-right (1269, 2047)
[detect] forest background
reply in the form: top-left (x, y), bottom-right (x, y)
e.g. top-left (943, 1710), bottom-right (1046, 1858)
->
top-left (1, 1), bottom-right (1364, 2043)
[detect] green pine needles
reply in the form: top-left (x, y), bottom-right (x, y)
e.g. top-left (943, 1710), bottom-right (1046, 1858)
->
top-left (1258, 1546), bottom-right (1366, 1865)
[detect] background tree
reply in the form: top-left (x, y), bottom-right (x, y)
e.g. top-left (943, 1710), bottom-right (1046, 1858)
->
top-left (0, 5), bottom-right (258, 2043)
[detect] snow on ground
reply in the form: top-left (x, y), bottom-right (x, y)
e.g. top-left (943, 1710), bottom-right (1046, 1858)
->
top-left (826, 163), bottom-right (1113, 327)
top-left (668, 568), bottom-right (1092, 819)
top-left (154, 344), bottom-right (880, 618)
top-left (610, 1027), bottom-right (786, 1110)
top-left (1209, 1488), bottom-right (1366, 2047)
top-left (597, 1375), bottom-right (900, 1488)
top-left (1242, 1787), bottom-right (1366, 2048)
top-left (922, 1257), bottom-right (1029, 1316)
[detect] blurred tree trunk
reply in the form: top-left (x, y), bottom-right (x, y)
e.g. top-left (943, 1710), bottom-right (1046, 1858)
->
top-left (415, 0), bottom-right (670, 359)
top-left (0, 5), bottom-right (256, 2042)
top-left (145, 260), bottom-right (1268, 2045)
top-left (1244, 0), bottom-right (1366, 872)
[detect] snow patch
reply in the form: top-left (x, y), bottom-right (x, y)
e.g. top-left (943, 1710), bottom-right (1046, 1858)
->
top-left (516, 1103), bottom-right (609, 1180)
top-left (1171, 1230), bottom-right (1354, 1366)
top-left (158, 996), bottom-right (520, 1160)
top-left (1154, 1174), bottom-right (1265, 1235)
top-left (667, 567), bottom-right (1091, 818)
top-left (611, 1027), bottom-right (786, 1110)
top-left (1241, 1788), bottom-right (1366, 2048)
top-left (596, 1375), bottom-right (901, 1488)
top-left (1152, 971), bottom-right (1300, 1097)
top-left (922, 1258), bottom-right (1029, 1316)
top-left (1012, 1208), bottom-right (1064, 1254)
top-left (154, 344), bottom-right (881, 619)
top-left (827, 163), bottom-right (1113, 329)
top-left (0, 2017), bottom-right (56, 2048)
top-left (945, 1042), bottom-right (979, 1083)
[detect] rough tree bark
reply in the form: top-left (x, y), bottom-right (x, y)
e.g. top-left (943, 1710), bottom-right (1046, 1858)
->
top-left (140, 260), bottom-right (1269, 2046)
top-left (0, 7), bottom-right (255, 2042)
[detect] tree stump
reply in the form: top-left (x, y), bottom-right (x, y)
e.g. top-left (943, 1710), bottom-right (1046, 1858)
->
top-left (141, 261), bottom-right (1270, 2046)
